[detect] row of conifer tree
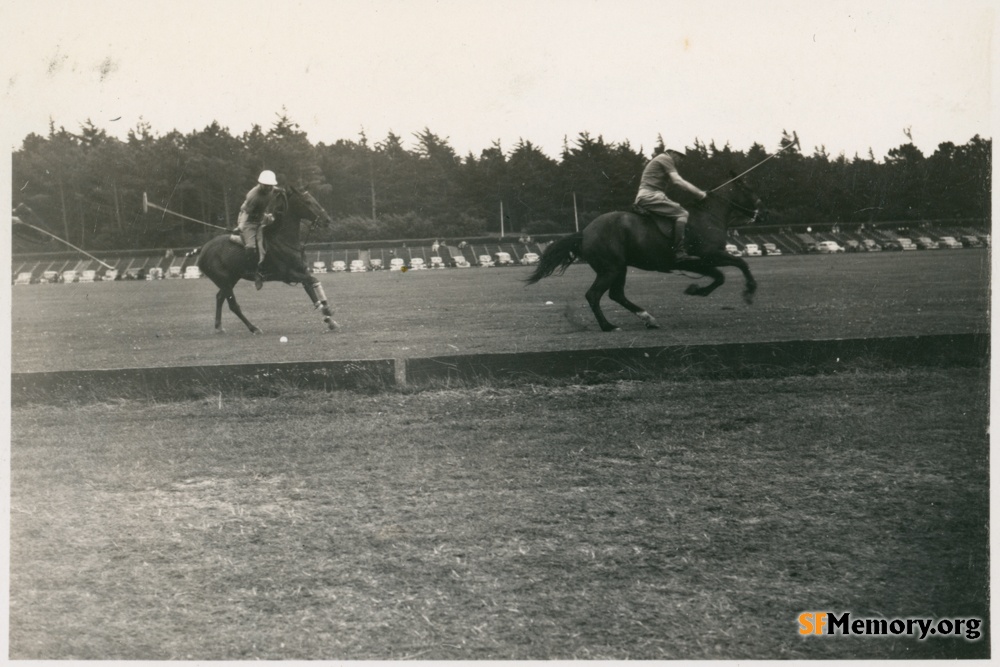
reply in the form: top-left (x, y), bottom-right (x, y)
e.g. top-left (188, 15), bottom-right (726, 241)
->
top-left (12, 114), bottom-right (991, 250)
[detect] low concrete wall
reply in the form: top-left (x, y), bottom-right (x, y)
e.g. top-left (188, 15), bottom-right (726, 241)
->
top-left (11, 333), bottom-right (987, 404)
top-left (403, 333), bottom-right (987, 383)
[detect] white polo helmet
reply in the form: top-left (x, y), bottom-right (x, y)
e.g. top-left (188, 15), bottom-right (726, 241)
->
top-left (258, 170), bottom-right (278, 186)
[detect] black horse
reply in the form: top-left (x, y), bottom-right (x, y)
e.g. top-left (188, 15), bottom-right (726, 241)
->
top-left (526, 178), bottom-right (762, 332)
top-left (194, 185), bottom-right (337, 334)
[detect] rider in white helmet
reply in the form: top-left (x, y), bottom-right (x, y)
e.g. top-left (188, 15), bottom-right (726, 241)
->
top-left (238, 169), bottom-right (281, 290)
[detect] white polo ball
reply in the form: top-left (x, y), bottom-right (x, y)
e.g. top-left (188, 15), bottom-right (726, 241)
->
top-left (279, 336), bottom-right (288, 343)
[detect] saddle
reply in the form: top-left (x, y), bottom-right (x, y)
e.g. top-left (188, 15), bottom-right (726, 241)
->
top-left (228, 231), bottom-right (267, 254)
top-left (630, 204), bottom-right (675, 235)
top-left (631, 203), bottom-right (655, 217)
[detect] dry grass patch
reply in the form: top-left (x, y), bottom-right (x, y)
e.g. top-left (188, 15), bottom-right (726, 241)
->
top-left (10, 368), bottom-right (989, 659)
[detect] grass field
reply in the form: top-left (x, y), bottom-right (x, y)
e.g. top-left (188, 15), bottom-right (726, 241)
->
top-left (9, 368), bottom-right (989, 659)
top-left (9, 249), bottom-right (991, 659)
top-left (11, 250), bottom-right (990, 373)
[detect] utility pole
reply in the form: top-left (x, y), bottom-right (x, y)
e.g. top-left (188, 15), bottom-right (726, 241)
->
top-left (573, 192), bottom-right (580, 232)
top-left (369, 161), bottom-right (377, 223)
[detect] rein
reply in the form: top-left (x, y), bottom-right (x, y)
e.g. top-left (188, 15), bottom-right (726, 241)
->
top-left (695, 190), bottom-right (758, 226)
top-left (302, 215), bottom-right (318, 248)
top-left (279, 189), bottom-right (325, 248)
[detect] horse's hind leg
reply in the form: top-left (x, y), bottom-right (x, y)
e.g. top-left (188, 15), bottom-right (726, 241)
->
top-left (217, 287), bottom-right (261, 334)
top-left (585, 269), bottom-right (621, 332)
top-left (304, 279), bottom-right (339, 331)
top-left (607, 268), bottom-right (660, 329)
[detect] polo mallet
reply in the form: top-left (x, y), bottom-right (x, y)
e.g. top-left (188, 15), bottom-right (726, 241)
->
top-left (711, 131), bottom-right (800, 192)
top-left (142, 192), bottom-right (228, 230)
top-left (11, 218), bottom-right (116, 270)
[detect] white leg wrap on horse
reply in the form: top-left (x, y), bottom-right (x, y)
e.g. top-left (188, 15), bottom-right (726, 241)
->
top-left (313, 281), bottom-right (328, 305)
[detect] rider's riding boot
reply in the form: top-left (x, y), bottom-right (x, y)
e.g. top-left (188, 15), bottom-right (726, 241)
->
top-left (251, 239), bottom-right (265, 290)
top-left (673, 220), bottom-right (698, 262)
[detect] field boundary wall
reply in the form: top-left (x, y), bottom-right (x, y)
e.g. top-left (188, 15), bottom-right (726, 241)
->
top-left (404, 333), bottom-right (987, 384)
top-left (11, 333), bottom-right (987, 405)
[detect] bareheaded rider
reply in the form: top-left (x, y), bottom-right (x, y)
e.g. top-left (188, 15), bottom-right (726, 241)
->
top-left (634, 149), bottom-right (708, 262)
top-left (238, 169), bottom-right (280, 290)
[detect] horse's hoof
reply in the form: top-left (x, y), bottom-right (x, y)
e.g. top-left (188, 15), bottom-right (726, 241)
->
top-left (250, 328), bottom-right (263, 335)
top-left (325, 321), bottom-right (340, 332)
top-left (214, 328), bottom-right (226, 335)
top-left (645, 322), bottom-right (660, 329)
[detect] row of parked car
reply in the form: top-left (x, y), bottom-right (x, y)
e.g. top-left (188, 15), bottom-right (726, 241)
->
top-left (720, 233), bottom-right (990, 258)
top-left (725, 242), bottom-right (782, 257)
top-left (309, 251), bottom-right (541, 273)
top-left (14, 232), bottom-right (987, 284)
top-left (14, 250), bottom-right (548, 284)
top-left (807, 233), bottom-right (989, 254)
top-left (13, 264), bottom-right (204, 284)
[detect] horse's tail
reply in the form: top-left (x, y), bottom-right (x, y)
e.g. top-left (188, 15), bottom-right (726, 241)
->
top-left (524, 233), bottom-right (583, 285)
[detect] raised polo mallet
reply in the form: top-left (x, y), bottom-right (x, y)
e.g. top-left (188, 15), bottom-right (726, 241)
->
top-left (12, 218), bottom-right (116, 270)
top-left (142, 192), bottom-right (228, 230)
top-left (711, 130), bottom-right (801, 192)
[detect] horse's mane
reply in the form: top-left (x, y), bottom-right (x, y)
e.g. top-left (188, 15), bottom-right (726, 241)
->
top-left (268, 187), bottom-right (290, 217)
top-left (262, 186), bottom-right (321, 257)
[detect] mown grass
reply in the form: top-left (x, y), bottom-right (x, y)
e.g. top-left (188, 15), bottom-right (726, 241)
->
top-left (11, 250), bottom-right (990, 373)
top-left (10, 367), bottom-right (989, 659)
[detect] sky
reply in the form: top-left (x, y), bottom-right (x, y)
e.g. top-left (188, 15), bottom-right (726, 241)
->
top-left (1, 0), bottom-right (995, 161)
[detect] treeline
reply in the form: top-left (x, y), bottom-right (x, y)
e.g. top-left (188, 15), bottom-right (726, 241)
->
top-left (11, 114), bottom-right (991, 251)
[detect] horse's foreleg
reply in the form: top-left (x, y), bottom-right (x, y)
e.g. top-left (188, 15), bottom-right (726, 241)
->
top-left (733, 258), bottom-right (758, 304)
top-left (607, 268), bottom-right (659, 329)
top-left (585, 270), bottom-right (621, 332)
top-left (684, 266), bottom-right (725, 297)
top-left (681, 255), bottom-right (757, 304)
top-left (215, 290), bottom-right (226, 333)
top-left (304, 279), bottom-right (339, 331)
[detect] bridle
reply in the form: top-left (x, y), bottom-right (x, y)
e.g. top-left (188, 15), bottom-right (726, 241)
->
top-left (284, 189), bottom-right (330, 247)
top-left (697, 186), bottom-right (760, 225)
top-left (263, 188), bottom-right (317, 245)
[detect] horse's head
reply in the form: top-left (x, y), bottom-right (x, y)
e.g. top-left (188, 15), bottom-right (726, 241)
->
top-left (709, 174), bottom-right (762, 226)
top-left (285, 185), bottom-right (333, 229)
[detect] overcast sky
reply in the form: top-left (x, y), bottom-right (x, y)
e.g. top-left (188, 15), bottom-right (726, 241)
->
top-left (2, 0), bottom-right (995, 161)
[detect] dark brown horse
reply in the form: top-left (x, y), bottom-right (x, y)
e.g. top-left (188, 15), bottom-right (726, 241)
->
top-left (194, 185), bottom-right (337, 334)
top-left (526, 178), bottom-right (762, 331)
